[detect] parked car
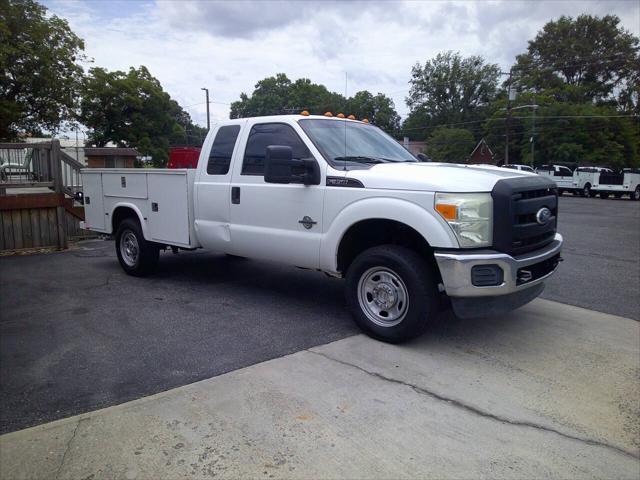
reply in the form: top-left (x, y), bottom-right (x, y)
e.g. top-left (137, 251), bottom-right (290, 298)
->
top-left (501, 164), bottom-right (535, 173)
top-left (167, 147), bottom-right (201, 169)
top-left (81, 114), bottom-right (563, 342)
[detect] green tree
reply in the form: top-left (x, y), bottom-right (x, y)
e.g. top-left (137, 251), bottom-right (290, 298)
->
top-left (230, 73), bottom-right (347, 118)
top-left (483, 93), bottom-right (639, 168)
top-left (79, 66), bottom-right (189, 166)
top-left (513, 15), bottom-right (639, 109)
top-left (403, 51), bottom-right (500, 140)
top-left (424, 127), bottom-right (476, 163)
top-left (0, 0), bottom-right (85, 139)
top-left (229, 73), bottom-right (400, 131)
top-left (346, 91), bottom-right (400, 134)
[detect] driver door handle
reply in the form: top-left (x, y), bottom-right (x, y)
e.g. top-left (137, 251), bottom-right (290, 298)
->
top-left (231, 186), bottom-right (240, 204)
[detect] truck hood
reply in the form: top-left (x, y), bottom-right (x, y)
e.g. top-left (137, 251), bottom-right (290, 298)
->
top-left (345, 162), bottom-right (535, 192)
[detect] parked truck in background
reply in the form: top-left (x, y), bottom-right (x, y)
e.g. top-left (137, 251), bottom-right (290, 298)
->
top-left (593, 169), bottom-right (640, 200)
top-left (81, 114), bottom-right (563, 342)
top-left (535, 165), bottom-right (575, 194)
top-left (167, 147), bottom-right (201, 169)
top-left (571, 166), bottom-right (613, 197)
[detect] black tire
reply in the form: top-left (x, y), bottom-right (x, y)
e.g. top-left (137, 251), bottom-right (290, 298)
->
top-left (115, 218), bottom-right (159, 276)
top-left (600, 192), bottom-right (609, 199)
top-left (345, 245), bottom-right (439, 343)
top-left (632, 186), bottom-right (640, 201)
top-left (613, 193), bottom-right (623, 199)
top-left (583, 183), bottom-right (592, 197)
top-left (558, 189), bottom-right (564, 196)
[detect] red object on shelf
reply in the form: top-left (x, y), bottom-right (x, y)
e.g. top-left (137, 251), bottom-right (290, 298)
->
top-left (167, 147), bottom-right (201, 169)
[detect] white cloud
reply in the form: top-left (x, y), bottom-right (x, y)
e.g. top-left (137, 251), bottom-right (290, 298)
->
top-left (44, 0), bottom-right (640, 126)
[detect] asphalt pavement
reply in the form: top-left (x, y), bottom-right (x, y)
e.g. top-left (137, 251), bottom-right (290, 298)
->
top-left (0, 195), bottom-right (638, 435)
top-left (542, 195), bottom-right (639, 320)
top-left (1, 300), bottom-right (638, 479)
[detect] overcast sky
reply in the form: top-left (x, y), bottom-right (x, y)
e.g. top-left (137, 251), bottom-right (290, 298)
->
top-left (43, 0), bottom-right (640, 126)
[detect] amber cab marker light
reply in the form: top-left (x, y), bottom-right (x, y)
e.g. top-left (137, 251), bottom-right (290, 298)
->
top-left (435, 203), bottom-right (458, 221)
top-left (324, 111), bottom-right (333, 117)
top-left (362, 118), bottom-right (369, 123)
top-left (347, 114), bottom-right (356, 120)
top-left (300, 110), bottom-right (310, 116)
top-left (337, 113), bottom-right (345, 118)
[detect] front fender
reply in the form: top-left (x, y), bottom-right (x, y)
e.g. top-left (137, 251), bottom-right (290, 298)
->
top-left (319, 196), bottom-right (459, 273)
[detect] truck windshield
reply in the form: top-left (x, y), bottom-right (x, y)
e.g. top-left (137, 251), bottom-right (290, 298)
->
top-left (298, 119), bottom-right (416, 168)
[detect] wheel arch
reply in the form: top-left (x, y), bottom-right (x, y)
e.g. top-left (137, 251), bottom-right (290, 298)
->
top-left (321, 197), bottom-right (457, 275)
top-left (110, 203), bottom-right (148, 238)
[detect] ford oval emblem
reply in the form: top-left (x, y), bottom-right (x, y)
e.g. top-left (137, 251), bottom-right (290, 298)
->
top-left (536, 207), bottom-right (552, 225)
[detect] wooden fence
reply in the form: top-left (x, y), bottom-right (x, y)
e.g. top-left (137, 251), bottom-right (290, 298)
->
top-left (0, 140), bottom-right (89, 251)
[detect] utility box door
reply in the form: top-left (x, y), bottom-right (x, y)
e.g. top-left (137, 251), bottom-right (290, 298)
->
top-left (82, 173), bottom-right (106, 231)
top-left (147, 172), bottom-right (190, 245)
top-left (102, 172), bottom-right (148, 199)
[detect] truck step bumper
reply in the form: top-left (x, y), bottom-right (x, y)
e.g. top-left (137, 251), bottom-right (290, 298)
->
top-left (449, 283), bottom-right (545, 319)
top-left (433, 233), bottom-right (563, 298)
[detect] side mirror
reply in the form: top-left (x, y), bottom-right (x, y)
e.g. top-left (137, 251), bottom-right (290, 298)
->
top-left (264, 146), bottom-right (320, 185)
top-left (74, 190), bottom-right (84, 205)
top-left (416, 153), bottom-right (430, 162)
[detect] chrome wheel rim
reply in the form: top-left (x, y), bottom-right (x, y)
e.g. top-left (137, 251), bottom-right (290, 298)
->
top-left (357, 267), bottom-right (409, 327)
top-left (584, 186), bottom-right (589, 196)
top-left (120, 230), bottom-right (139, 267)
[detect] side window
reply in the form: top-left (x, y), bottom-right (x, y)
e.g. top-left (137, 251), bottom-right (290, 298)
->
top-left (554, 167), bottom-right (570, 177)
top-left (207, 125), bottom-right (241, 175)
top-left (242, 123), bottom-right (310, 175)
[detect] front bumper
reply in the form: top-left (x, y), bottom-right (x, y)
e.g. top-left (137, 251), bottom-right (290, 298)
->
top-left (434, 233), bottom-right (563, 298)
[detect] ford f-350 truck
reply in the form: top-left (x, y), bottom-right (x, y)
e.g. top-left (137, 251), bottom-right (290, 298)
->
top-left (81, 114), bottom-right (563, 342)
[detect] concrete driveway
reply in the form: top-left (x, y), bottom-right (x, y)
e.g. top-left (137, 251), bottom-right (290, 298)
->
top-left (1, 299), bottom-right (638, 479)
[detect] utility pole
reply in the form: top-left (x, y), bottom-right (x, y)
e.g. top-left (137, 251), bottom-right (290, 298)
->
top-left (530, 93), bottom-right (536, 167)
top-left (201, 87), bottom-right (210, 130)
top-left (505, 69), bottom-right (513, 164)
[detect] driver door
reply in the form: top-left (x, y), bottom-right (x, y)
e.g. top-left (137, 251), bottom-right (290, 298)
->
top-left (228, 121), bottom-right (326, 269)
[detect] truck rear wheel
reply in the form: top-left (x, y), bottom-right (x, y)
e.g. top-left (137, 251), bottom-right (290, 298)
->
top-left (600, 192), bottom-right (609, 199)
top-left (632, 186), bottom-right (640, 201)
top-left (115, 218), bottom-right (159, 276)
top-left (583, 184), bottom-right (592, 197)
top-left (345, 245), bottom-right (439, 343)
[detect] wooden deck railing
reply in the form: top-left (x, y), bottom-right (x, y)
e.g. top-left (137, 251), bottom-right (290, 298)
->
top-left (0, 140), bottom-right (87, 250)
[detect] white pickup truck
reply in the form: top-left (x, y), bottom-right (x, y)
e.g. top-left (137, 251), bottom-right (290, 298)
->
top-left (592, 169), bottom-right (640, 200)
top-left (81, 114), bottom-right (563, 342)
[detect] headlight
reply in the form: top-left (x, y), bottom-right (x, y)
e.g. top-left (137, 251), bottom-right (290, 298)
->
top-left (435, 193), bottom-right (493, 248)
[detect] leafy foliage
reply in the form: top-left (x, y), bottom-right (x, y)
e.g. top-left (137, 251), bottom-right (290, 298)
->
top-left (424, 127), bottom-right (476, 163)
top-left (79, 66), bottom-right (199, 166)
top-left (346, 91), bottom-right (400, 135)
top-left (403, 51), bottom-right (500, 140)
top-left (230, 73), bottom-right (400, 132)
top-left (513, 15), bottom-right (640, 110)
top-left (0, 0), bottom-right (85, 139)
top-left (482, 93), bottom-right (639, 169)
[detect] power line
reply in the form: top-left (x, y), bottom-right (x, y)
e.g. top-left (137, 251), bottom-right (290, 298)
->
top-left (397, 113), bottom-right (638, 133)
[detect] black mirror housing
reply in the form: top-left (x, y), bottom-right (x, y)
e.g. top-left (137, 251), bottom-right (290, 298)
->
top-left (264, 146), bottom-right (321, 185)
top-left (264, 146), bottom-right (294, 184)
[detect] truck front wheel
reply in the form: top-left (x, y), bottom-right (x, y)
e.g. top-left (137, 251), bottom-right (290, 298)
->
top-left (632, 186), bottom-right (640, 201)
top-left (115, 218), bottom-right (159, 276)
top-left (345, 245), bottom-right (439, 343)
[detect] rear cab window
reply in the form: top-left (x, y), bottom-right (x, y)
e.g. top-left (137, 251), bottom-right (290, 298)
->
top-left (207, 125), bottom-right (241, 175)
